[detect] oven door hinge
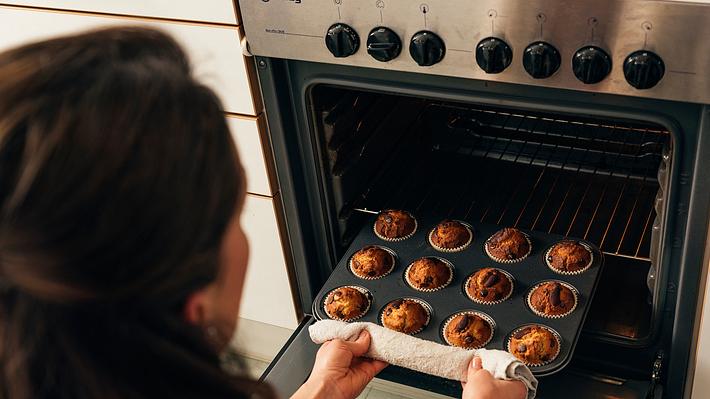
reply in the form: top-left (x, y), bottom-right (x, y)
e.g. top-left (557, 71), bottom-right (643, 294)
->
top-left (646, 351), bottom-right (664, 399)
top-left (241, 36), bottom-right (253, 57)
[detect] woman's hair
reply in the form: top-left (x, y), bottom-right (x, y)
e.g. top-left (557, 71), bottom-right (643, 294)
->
top-left (0, 27), bottom-right (271, 399)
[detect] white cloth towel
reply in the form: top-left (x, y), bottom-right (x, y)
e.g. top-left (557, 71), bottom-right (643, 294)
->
top-left (309, 320), bottom-right (538, 399)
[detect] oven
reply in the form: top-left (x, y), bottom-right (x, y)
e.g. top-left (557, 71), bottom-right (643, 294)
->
top-left (237, 1), bottom-right (710, 397)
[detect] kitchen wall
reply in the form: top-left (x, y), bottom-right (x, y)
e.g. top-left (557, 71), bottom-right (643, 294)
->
top-left (0, 1), bottom-right (299, 358)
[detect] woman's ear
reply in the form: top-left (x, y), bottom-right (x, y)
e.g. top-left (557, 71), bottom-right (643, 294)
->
top-left (183, 287), bottom-right (212, 326)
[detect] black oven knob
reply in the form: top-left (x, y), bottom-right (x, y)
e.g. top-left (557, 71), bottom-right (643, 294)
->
top-left (409, 31), bottom-right (445, 66)
top-left (623, 50), bottom-right (665, 89)
top-left (475, 37), bottom-right (512, 74)
top-left (325, 23), bottom-right (359, 58)
top-left (523, 41), bottom-right (561, 79)
top-left (367, 27), bottom-right (402, 62)
top-left (572, 46), bottom-right (612, 84)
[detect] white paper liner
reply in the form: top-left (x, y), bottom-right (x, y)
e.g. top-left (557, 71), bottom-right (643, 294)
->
top-left (404, 257), bottom-right (454, 292)
top-left (428, 220), bottom-right (473, 253)
top-left (526, 280), bottom-right (579, 319)
top-left (544, 241), bottom-right (594, 275)
top-left (464, 268), bottom-right (515, 305)
top-left (348, 245), bottom-right (397, 280)
top-left (379, 297), bottom-right (432, 335)
top-left (441, 310), bottom-right (496, 350)
top-left (506, 324), bottom-right (562, 367)
top-left (323, 285), bottom-right (372, 322)
top-left (373, 210), bottom-right (418, 242)
top-left (484, 230), bottom-right (533, 264)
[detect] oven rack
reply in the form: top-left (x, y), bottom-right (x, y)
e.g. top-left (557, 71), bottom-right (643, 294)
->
top-left (346, 104), bottom-right (670, 262)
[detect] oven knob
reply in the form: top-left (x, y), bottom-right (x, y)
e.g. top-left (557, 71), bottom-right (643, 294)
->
top-left (572, 46), bottom-right (612, 84)
top-left (367, 27), bottom-right (402, 62)
top-left (623, 50), bottom-right (665, 89)
top-left (475, 37), bottom-right (512, 74)
top-left (325, 23), bottom-right (359, 58)
top-left (523, 41), bottom-right (561, 79)
top-left (409, 31), bottom-right (445, 66)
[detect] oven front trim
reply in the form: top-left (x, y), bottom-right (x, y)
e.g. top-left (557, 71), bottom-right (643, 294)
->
top-left (255, 56), bottom-right (707, 396)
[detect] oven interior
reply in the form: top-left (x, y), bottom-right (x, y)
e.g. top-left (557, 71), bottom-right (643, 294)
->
top-left (310, 85), bottom-right (671, 354)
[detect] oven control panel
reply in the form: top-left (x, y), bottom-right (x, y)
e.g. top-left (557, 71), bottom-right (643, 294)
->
top-left (239, 0), bottom-right (710, 104)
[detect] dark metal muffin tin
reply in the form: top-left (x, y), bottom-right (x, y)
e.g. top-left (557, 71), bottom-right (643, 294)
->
top-left (312, 215), bottom-right (604, 377)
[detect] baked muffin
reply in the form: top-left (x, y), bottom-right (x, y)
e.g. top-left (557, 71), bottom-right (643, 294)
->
top-left (528, 281), bottom-right (577, 317)
top-left (374, 210), bottom-right (416, 240)
top-left (429, 220), bottom-right (472, 251)
top-left (443, 312), bottom-right (493, 349)
top-left (465, 268), bottom-right (513, 304)
top-left (381, 299), bottom-right (429, 334)
top-left (508, 325), bottom-right (560, 365)
top-left (350, 245), bottom-right (395, 279)
top-left (546, 241), bottom-right (592, 274)
top-left (485, 228), bottom-right (531, 262)
top-left (324, 287), bottom-right (370, 321)
top-left (406, 257), bottom-right (452, 291)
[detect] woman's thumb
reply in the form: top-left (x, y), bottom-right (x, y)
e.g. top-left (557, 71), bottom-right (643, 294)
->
top-left (470, 356), bottom-right (483, 372)
top-left (342, 330), bottom-right (371, 356)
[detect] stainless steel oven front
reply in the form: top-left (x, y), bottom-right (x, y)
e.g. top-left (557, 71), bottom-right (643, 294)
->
top-left (238, 1), bottom-right (710, 398)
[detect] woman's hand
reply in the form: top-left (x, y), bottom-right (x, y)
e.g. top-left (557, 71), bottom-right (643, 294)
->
top-left (461, 357), bottom-right (527, 399)
top-left (292, 330), bottom-right (388, 399)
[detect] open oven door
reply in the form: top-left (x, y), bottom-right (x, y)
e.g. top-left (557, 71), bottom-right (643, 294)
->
top-left (259, 315), bottom-right (663, 399)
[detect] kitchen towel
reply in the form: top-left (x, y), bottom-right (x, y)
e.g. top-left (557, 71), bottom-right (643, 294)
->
top-left (309, 319), bottom-right (538, 399)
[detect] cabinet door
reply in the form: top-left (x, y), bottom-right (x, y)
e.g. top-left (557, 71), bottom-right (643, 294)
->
top-left (0, 1), bottom-right (238, 24)
top-left (0, 7), bottom-right (257, 115)
top-left (227, 116), bottom-right (273, 197)
top-left (240, 196), bottom-right (298, 329)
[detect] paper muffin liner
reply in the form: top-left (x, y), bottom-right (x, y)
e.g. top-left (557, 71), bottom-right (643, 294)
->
top-left (441, 310), bottom-right (496, 350)
top-left (373, 210), bottom-right (418, 242)
top-left (404, 256), bottom-right (454, 292)
top-left (323, 285), bottom-right (372, 322)
top-left (428, 220), bottom-right (473, 253)
top-left (484, 231), bottom-right (533, 264)
top-left (526, 280), bottom-right (579, 319)
top-left (506, 324), bottom-right (562, 367)
top-left (544, 241), bottom-right (594, 275)
top-left (464, 268), bottom-right (515, 305)
top-left (379, 297), bottom-right (432, 335)
top-left (348, 245), bottom-right (397, 280)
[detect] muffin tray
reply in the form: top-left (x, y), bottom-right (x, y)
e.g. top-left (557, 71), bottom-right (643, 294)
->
top-left (311, 215), bottom-right (604, 377)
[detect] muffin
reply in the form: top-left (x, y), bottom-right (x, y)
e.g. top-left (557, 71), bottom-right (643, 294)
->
top-left (406, 257), bottom-right (453, 291)
top-left (350, 245), bottom-right (395, 279)
top-left (443, 312), bottom-right (494, 349)
top-left (465, 268), bottom-right (513, 304)
top-left (324, 287), bottom-right (370, 321)
top-left (485, 228), bottom-right (531, 262)
top-left (429, 220), bottom-right (472, 252)
top-left (381, 299), bottom-right (430, 334)
top-left (508, 325), bottom-right (560, 366)
top-left (528, 281), bottom-right (577, 318)
top-left (374, 210), bottom-right (417, 241)
top-left (546, 241), bottom-right (593, 274)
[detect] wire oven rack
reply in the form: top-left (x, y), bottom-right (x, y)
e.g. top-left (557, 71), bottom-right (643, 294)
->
top-left (348, 104), bottom-right (671, 261)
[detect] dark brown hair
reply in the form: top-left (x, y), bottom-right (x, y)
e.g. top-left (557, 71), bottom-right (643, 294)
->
top-left (0, 27), bottom-right (271, 399)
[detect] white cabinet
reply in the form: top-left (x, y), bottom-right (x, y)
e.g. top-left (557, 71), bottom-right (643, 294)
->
top-left (227, 116), bottom-right (273, 197)
top-left (0, 1), bottom-right (238, 24)
top-left (0, 6), bottom-right (257, 115)
top-left (239, 195), bottom-right (298, 330)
